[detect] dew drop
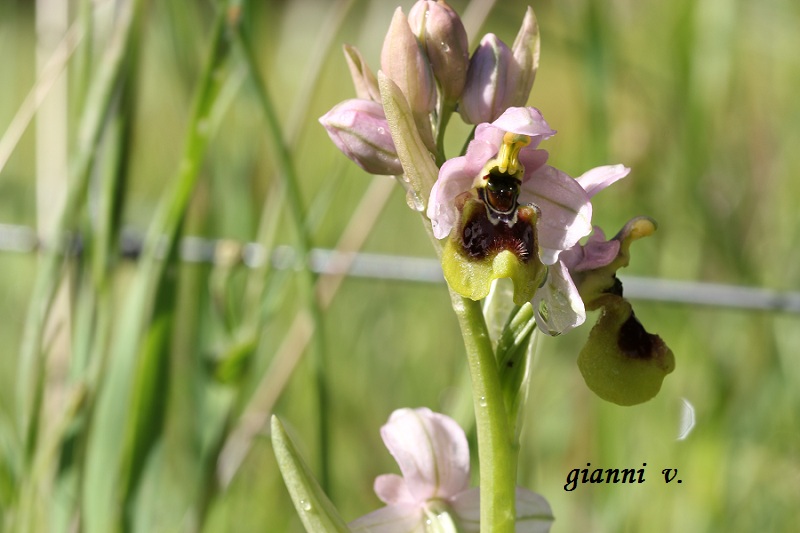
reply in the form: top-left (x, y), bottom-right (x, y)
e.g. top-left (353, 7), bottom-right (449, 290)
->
top-left (405, 188), bottom-right (425, 212)
top-left (299, 499), bottom-right (312, 512)
top-left (377, 126), bottom-right (385, 135)
top-left (478, 396), bottom-right (487, 407)
top-left (441, 42), bottom-right (450, 52)
top-left (538, 300), bottom-right (550, 322)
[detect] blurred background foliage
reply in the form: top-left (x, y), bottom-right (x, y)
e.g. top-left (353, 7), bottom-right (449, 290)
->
top-left (1, 0), bottom-right (799, 531)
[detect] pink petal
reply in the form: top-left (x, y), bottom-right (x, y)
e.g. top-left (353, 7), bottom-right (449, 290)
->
top-left (491, 107), bottom-right (556, 146)
top-left (519, 165), bottom-right (592, 264)
top-left (518, 148), bottom-right (549, 176)
top-left (560, 227), bottom-right (620, 272)
top-left (427, 141), bottom-right (493, 238)
top-left (532, 261), bottom-right (586, 336)
top-left (319, 99), bottom-right (402, 175)
top-left (576, 235), bottom-right (620, 272)
top-left (374, 474), bottom-right (415, 505)
top-left (473, 122), bottom-right (505, 148)
top-left (464, 136), bottom-right (502, 170)
top-left (380, 408), bottom-right (470, 502)
top-left (576, 164), bottom-right (630, 198)
top-left (348, 503), bottom-right (425, 533)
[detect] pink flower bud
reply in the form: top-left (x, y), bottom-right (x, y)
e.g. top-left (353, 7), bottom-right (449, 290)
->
top-left (459, 34), bottom-right (521, 124)
top-left (510, 7), bottom-right (541, 107)
top-left (408, 0), bottom-right (470, 103)
top-left (319, 99), bottom-right (402, 176)
top-left (380, 7), bottom-right (436, 118)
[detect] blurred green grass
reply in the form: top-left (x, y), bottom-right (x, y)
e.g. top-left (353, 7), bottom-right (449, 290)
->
top-left (1, 0), bottom-right (800, 531)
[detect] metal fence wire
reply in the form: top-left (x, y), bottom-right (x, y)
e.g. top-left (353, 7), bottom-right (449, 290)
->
top-left (1, 222), bottom-right (798, 313)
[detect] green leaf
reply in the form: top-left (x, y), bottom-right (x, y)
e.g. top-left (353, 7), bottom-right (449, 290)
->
top-left (270, 416), bottom-right (350, 533)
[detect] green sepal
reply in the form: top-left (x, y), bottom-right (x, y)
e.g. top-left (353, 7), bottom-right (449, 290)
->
top-left (578, 297), bottom-right (675, 406)
top-left (271, 416), bottom-right (350, 533)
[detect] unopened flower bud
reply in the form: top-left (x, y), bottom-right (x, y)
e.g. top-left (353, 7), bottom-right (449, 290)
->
top-left (578, 297), bottom-right (675, 406)
top-left (408, 0), bottom-right (470, 103)
top-left (381, 7), bottom-right (436, 118)
top-left (510, 7), bottom-right (540, 107)
top-left (459, 34), bottom-right (520, 124)
top-left (342, 44), bottom-right (381, 102)
top-left (319, 99), bottom-right (402, 175)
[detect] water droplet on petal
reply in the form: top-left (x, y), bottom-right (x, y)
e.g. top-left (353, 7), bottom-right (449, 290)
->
top-left (441, 42), bottom-right (450, 52)
top-left (377, 126), bottom-right (385, 135)
top-left (405, 188), bottom-right (425, 212)
top-left (538, 300), bottom-right (550, 322)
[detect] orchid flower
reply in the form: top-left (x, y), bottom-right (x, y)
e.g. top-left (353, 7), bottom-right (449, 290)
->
top-left (557, 218), bottom-right (675, 405)
top-left (428, 106), bottom-right (629, 335)
top-left (349, 408), bottom-right (553, 533)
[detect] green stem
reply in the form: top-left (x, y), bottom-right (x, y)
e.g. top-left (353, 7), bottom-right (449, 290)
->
top-left (434, 102), bottom-right (454, 167)
top-left (449, 291), bottom-right (516, 533)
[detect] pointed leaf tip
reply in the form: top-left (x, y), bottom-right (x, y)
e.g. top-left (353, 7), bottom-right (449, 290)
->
top-left (271, 416), bottom-right (351, 532)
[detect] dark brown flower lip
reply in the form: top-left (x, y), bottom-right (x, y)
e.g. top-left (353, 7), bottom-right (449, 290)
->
top-left (617, 309), bottom-right (670, 365)
top-left (458, 196), bottom-right (537, 263)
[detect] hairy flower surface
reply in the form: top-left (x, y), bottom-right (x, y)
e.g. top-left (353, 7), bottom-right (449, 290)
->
top-left (349, 408), bottom-right (553, 533)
